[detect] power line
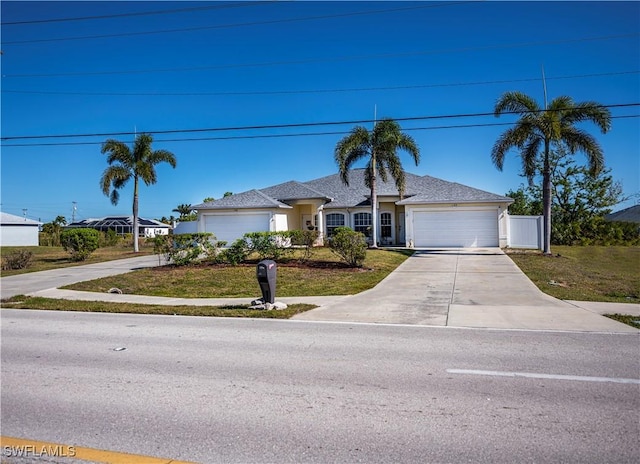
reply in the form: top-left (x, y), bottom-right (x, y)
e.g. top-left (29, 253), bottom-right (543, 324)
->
top-left (3, 71), bottom-right (638, 97)
top-left (1, 2), bottom-right (473, 45)
top-left (1, 2), bottom-right (272, 26)
top-left (2, 107), bottom-right (637, 146)
top-left (3, 115), bottom-right (638, 148)
top-left (4, 33), bottom-right (637, 79)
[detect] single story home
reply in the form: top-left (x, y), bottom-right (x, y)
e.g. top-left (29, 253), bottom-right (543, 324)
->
top-left (0, 212), bottom-right (42, 246)
top-left (66, 216), bottom-right (171, 238)
top-left (192, 169), bottom-right (513, 248)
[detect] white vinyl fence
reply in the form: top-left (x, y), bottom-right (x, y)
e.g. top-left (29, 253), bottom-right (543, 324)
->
top-left (173, 221), bottom-right (198, 235)
top-left (508, 215), bottom-right (543, 250)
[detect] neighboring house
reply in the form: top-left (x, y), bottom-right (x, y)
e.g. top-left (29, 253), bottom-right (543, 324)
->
top-left (605, 205), bottom-right (640, 224)
top-left (192, 170), bottom-right (514, 248)
top-left (0, 212), bottom-right (42, 246)
top-left (66, 216), bottom-right (171, 238)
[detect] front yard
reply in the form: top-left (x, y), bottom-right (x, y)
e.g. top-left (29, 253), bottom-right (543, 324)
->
top-left (506, 246), bottom-right (639, 304)
top-left (2, 245), bottom-right (638, 312)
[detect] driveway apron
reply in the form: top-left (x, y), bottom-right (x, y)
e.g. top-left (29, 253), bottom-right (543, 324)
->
top-left (293, 248), bottom-right (637, 332)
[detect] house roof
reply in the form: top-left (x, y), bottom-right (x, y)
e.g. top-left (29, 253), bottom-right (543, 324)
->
top-left (260, 180), bottom-right (332, 202)
top-left (67, 216), bottom-right (170, 228)
top-left (194, 189), bottom-right (293, 210)
top-left (605, 205), bottom-right (640, 223)
top-left (0, 212), bottom-right (42, 226)
top-left (195, 169), bottom-right (512, 211)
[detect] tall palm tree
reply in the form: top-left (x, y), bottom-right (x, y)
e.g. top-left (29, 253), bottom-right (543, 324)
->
top-left (335, 118), bottom-right (420, 248)
top-left (492, 92), bottom-right (611, 254)
top-left (100, 133), bottom-right (177, 252)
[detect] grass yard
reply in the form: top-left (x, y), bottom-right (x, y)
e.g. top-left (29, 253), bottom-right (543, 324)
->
top-left (506, 246), bottom-right (639, 304)
top-left (1, 296), bottom-right (316, 319)
top-left (0, 244), bottom-right (153, 276)
top-left (64, 248), bottom-right (412, 297)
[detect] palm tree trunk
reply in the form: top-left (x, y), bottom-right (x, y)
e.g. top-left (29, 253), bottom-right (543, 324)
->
top-left (370, 155), bottom-right (378, 249)
top-left (133, 176), bottom-right (140, 253)
top-left (542, 142), bottom-right (552, 255)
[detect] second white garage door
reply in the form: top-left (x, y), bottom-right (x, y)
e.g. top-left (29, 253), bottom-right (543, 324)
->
top-left (412, 209), bottom-right (498, 247)
top-left (204, 213), bottom-right (270, 245)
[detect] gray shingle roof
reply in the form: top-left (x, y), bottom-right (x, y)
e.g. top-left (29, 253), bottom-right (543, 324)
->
top-left (193, 189), bottom-right (292, 210)
top-left (605, 205), bottom-right (640, 223)
top-left (195, 169), bottom-right (511, 210)
top-left (260, 180), bottom-right (332, 202)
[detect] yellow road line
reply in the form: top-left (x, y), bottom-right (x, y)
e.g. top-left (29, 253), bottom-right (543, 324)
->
top-left (0, 436), bottom-right (198, 464)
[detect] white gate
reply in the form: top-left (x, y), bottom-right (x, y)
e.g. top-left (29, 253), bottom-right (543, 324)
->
top-left (508, 215), bottom-right (542, 250)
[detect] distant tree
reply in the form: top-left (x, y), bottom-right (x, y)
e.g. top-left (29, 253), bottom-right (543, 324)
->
top-left (203, 197), bottom-right (215, 203)
top-left (41, 215), bottom-right (68, 246)
top-left (335, 118), bottom-right (420, 247)
top-left (492, 92), bottom-right (611, 254)
top-left (223, 192), bottom-right (233, 198)
top-left (100, 133), bottom-right (177, 253)
top-left (172, 203), bottom-right (196, 221)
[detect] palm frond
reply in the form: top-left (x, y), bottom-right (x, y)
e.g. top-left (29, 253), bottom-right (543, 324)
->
top-left (494, 91), bottom-right (540, 116)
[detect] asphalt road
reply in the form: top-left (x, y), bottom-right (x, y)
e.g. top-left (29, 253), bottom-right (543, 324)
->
top-left (2, 310), bottom-right (639, 463)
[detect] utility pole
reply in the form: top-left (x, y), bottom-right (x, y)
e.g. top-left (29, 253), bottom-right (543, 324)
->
top-left (541, 64), bottom-right (549, 110)
top-left (72, 201), bottom-right (77, 223)
top-left (22, 208), bottom-right (27, 221)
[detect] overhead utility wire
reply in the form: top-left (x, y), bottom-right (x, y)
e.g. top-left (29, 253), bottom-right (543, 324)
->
top-left (4, 71), bottom-right (637, 97)
top-left (1, 1), bottom-right (272, 25)
top-left (4, 33), bottom-right (637, 78)
top-left (2, 103), bottom-right (637, 142)
top-left (2, 115), bottom-right (638, 148)
top-left (1, 2), bottom-right (472, 45)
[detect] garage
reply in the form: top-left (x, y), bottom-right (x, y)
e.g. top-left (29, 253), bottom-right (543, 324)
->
top-left (204, 213), bottom-right (270, 245)
top-left (412, 209), bottom-right (498, 247)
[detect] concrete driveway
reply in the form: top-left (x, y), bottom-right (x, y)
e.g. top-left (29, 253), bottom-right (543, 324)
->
top-left (293, 248), bottom-right (638, 332)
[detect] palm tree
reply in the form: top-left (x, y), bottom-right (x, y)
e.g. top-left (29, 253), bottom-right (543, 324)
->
top-left (335, 118), bottom-right (420, 248)
top-left (100, 133), bottom-right (177, 252)
top-left (492, 92), bottom-right (611, 254)
top-left (172, 203), bottom-right (193, 220)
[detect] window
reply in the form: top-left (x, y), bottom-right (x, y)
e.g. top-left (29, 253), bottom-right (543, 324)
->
top-left (380, 212), bottom-right (392, 238)
top-left (325, 213), bottom-right (345, 236)
top-left (354, 212), bottom-right (372, 237)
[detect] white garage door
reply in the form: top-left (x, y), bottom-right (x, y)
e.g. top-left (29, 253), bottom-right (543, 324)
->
top-left (413, 210), bottom-right (498, 247)
top-left (204, 213), bottom-right (270, 245)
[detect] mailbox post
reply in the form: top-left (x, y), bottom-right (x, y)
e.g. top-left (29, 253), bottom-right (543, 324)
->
top-left (256, 259), bottom-right (277, 304)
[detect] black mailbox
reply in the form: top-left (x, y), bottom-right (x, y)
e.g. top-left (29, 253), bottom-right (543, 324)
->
top-left (256, 259), bottom-right (277, 304)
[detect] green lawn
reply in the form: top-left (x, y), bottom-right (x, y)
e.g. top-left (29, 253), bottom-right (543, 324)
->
top-left (0, 296), bottom-right (316, 319)
top-left (0, 244), bottom-right (153, 276)
top-left (64, 248), bottom-right (412, 297)
top-left (506, 246), bottom-right (639, 304)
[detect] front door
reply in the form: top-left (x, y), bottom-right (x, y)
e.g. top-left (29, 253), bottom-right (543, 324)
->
top-left (397, 212), bottom-right (406, 245)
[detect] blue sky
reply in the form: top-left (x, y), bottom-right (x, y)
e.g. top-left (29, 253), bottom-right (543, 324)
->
top-left (1, 1), bottom-right (638, 224)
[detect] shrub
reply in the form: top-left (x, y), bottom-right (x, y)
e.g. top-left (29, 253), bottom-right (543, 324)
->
top-left (161, 233), bottom-right (223, 266)
top-left (100, 229), bottom-right (121, 247)
top-left (218, 238), bottom-right (250, 265)
top-left (290, 229), bottom-right (319, 262)
top-left (2, 249), bottom-right (33, 270)
top-left (60, 228), bottom-right (100, 261)
top-left (328, 226), bottom-right (367, 267)
top-left (244, 231), bottom-right (294, 261)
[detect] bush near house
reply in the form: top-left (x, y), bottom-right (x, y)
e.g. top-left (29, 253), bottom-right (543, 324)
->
top-left (328, 227), bottom-right (368, 268)
top-left (60, 228), bottom-right (100, 261)
top-left (154, 233), bottom-right (225, 266)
